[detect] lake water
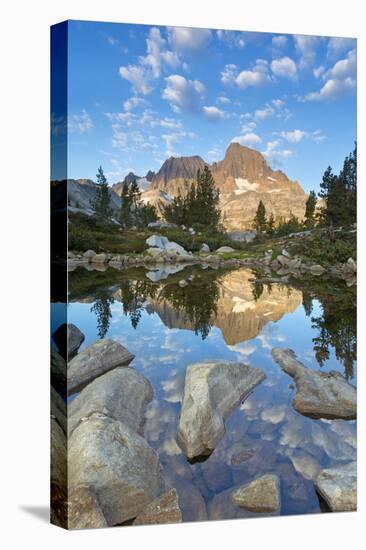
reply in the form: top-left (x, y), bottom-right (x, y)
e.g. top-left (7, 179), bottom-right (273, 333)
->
top-left (58, 264), bottom-right (357, 521)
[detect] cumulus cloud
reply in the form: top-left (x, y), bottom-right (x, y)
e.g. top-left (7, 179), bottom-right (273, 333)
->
top-left (162, 74), bottom-right (205, 112)
top-left (216, 29), bottom-right (245, 48)
top-left (255, 104), bottom-right (274, 120)
top-left (272, 35), bottom-right (288, 48)
top-left (236, 59), bottom-right (271, 89)
top-left (313, 65), bottom-right (325, 79)
top-left (161, 130), bottom-right (193, 157)
top-left (120, 27), bottom-right (180, 95)
top-left (68, 110), bottom-right (93, 133)
top-left (202, 105), bottom-right (226, 120)
top-left (241, 121), bottom-right (257, 133)
top-left (123, 96), bottom-right (147, 111)
top-left (168, 26), bottom-right (211, 51)
top-left (327, 37), bottom-right (357, 59)
top-left (324, 49), bottom-right (356, 80)
top-left (217, 95), bottom-right (231, 104)
top-left (262, 140), bottom-right (292, 166)
top-left (271, 56), bottom-right (297, 79)
top-left (220, 63), bottom-right (238, 85)
top-left (280, 129), bottom-right (307, 143)
top-left (207, 147), bottom-right (222, 161)
top-left (294, 35), bottom-right (324, 69)
top-left (231, 132), bottom-right (262, 147)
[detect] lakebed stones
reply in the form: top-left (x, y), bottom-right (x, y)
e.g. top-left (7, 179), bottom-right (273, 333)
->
top-left (68, 413), bottom-right (160, 525)
top-left (68, 485), bottom-right (107, 530)
top-left (271, 348), bottom-right (356, 420)
top-left (53, 323), bottom-right (85, 361)
top-left (314, 461), bottom-right (357, 512)
top-left (133, 489), bottom-right (182, 525)
top-left (68, 339), bottom-right (134, 394)
top-left (231, 474), bottom-right (281, 513)
top-left (176, 361), bottom-right (266, 459)
top-left (68, 367), bottom-right (153, 436)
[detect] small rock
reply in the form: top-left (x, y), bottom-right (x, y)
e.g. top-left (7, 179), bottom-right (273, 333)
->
top-left (277, 254), bottom-right (290, 266)
top-left (200, 243), bottom-right (210, 253)
top-left (282, 249), bottom-right (291, 258)
top-left (133, 489), bottom-right (182, 525)
top-left (68, 339), bottom-right (134, 395)
top-left (68, 485), bottom-right (107, 530)
top-left (83, 249), bottom-right (96, 259)
top-left (314, 462), bottom-right (356, 511)
top-left (232, 475), bottom-right (281, 513)
top-left (309, 264), bottom-right (326, 275)
top-left (216, 246), bottom-right (235, 254)
top-left (178, 279), bottom-right (188, 288)
top-left (91, 253), bottom-right (109, 264)
top-left (53, 323), bottom-right (85, 361)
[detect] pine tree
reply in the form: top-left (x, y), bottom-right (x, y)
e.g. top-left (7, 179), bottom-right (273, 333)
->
top-left (120, 180), bottom-right (132, 227)
top-left (195, 166), bottom-right (220, 228)
top-left (304, 190), bottom-right (317, 228)
top-left (129, 179), bottom-right (141, 209)
top-left (266, 213), bottom-right (275, 235)
top-left (91, 166), bottom-right (112, 220)
top-left (253, 200), bottom-right (267, 232)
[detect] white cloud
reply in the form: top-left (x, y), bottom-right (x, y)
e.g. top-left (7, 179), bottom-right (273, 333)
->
top-left (262, 140), bottom-right (292, 166)
top-left (221, 63), bottom-right (238, 85)
top-left (255, 104), bottom-right (274, 120)
top-left (280, 129), bottom-right (307, 143)
top-left (304, 77), bottom-right (355, 101)
top-left (111, 124), bottom-right (128, 149)
top-left (271, 56), bottom-right (297, 79)
top-left (119, 64), bottom-right (152, 95)
top-left (236, 59), bottom-right (270, 89)
top-left (231, 132), bottom-right (262, 147)
top-left (202, 105), bottom-right (226, 121)
top-left (106, 111), bottom-right (137, 126)
top-left (161, 131), bottom-right (188, 157)
top-left (159, 117), bottom-right (183, 130)
top-left (324, 49), bottom-right (356, 80)
top-left (68, 110), bottom-right (93, 133)
top-left (216, 30), bottom-right (245, 48)
top-left (162, 74), bottom-right (205, 112)
top-left (313, 65), bottom-right (325, 78)
top-left (168, 27), bottom-right (211, 51)
top-left (123, 96), bottom-right (147, 111)
top-left (272, 98), bottom-right (285, 109)
top-left (272, 35), bottom-right (288, 48)
top-left (327, 37), bottom-right (357, 59)
top-left (241, 121), bottom-right (257, 133)
top-left (217, 95), bottom-right (231, 104)
top-left (207, 147), bottom-right (222, 161)
top-left (294, 35), bottom-right (323, 69)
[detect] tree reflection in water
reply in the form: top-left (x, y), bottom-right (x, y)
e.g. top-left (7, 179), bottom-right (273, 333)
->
top-left (91, 290), bottom-right (114, 339)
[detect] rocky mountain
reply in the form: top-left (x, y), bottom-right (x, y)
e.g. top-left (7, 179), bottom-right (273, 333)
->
top-left (112, 171), bottom-right (152, 197)
top-left (67, 179), bottom-right (121, 213)
top-left (143, 143), bottom-right (307, 231)
top-left (145, 170), bottom-right (156, 182)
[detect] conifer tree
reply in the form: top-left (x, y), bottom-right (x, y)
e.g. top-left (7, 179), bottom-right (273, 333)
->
top-left (304, 190), bottom-right (317, 228)
top-left (119, 180), bottom-right (132, 227)
top-left (266, 213), bottom-right (275, 235)
top-left (91, 166), bottom-right (112, 220)
top-left (253, 200), bottom-right (267, 232)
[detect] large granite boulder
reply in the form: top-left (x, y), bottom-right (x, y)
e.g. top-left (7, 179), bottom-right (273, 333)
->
top-left (51, 386), bottom-right (67, 434)
top-left (68, 485), bottom-right (107, 530)
top-left (314, 461), bottom-right (357, 511)
top-left (271, 348), bottom-right (356, 419)
top-left (68, 367), bottom-right (153, 436)
top-left (133, 489), bottom-right (182, 525)
top-left (51, 348), bottom-right (67, 393)
top-left (231, 474), bottom-right (281, 513)
top-left (176, 361), bottom-right (266, 459)
top-left (68, 413), bottom-right (160, 525)
top-left (146, 235), bottom-right (169, 249)
top-left (67, 339), bottom-right (134, 394)
top-left (53, 323), bottom-right (85, 361)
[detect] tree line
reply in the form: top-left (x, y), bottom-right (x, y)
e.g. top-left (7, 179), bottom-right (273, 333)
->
top-left (253, 144), bottom-right (356, 237)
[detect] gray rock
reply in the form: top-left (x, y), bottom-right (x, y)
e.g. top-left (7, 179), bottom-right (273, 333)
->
top-left (51, 416), bottom-right (67, 491)
top-left (53, 323), bottom-right (85, 361)
top-left (232, 474), bottom-right (281, 513)
top-left (216, 246), bottom-right (235, 254)
top-left (309, 264), bottom-right (326, 275)
top-left (287, 257), bottom-right (302, 270)
top-left (277, 254), bottom-right (290, 266)
top-left (314, 462), bottom-right (357, 511)
top-left (282, 248), bottom-right (291, 258)
top-left (133, 489), bottom-right (182, 525)
top-left (271, 348), bottom-right (356, 419)
top-left (91, 253), bottom-right (109, 264)
top-left (200, 243), bottom-right (210, 253)
top-left (68, 367), bottom-right (153, 436)
top-left (346, 257), bottom-right (357, 272)
top-left (68, 339), bottom-right (134, 395)
top-left (178, 279), bottom-right (188, 288)
top-left (165, 241), bottom-right (188, 256)
top-left (146, 247), bottom-right (165, 258)
top-left (146, 235), bottom-right (169, 249)
top-left (68, 484), bottom-right (107, 530)
top-left (51, 386), bottom-right (67, 434)
top-left (51, 348), bottom-right (67, 393)
top-left (68, 413), bottom-right (160, 525)
top-left (176, 361), bottom-right (266, 459)
top-left (83, 249), bottom-right (96, 259)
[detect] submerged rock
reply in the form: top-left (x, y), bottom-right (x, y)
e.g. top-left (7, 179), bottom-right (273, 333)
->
top-left (314, 461), bottom-right (357, 512)
top-left (133, 489), bottom-right (182, 525)
top-left (231, 474), bottom-right (281, 513)
top-left (53, 323), bottom-right (85, 361)
top-left (68, 485), bottom-right (107, 530)
top-left (68, 339), bottom-right (134, 394)
top-left (271, 348), bottom-right (356, 420)
top-left (68, 413), bottom-right (160, 525)
top-left (176, 361), bottom-right (266, 459)
top-left (68, 367), bottom-right (153, 436)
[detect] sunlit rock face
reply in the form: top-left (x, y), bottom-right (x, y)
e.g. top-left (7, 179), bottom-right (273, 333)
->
top-left (148, 269), bottom-right (303, 346)
top-left (143, 143), bottom-right (307, 231)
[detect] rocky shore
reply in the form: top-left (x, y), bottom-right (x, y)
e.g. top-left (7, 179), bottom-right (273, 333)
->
top-left (51, 325), bottom-right (357, 529)
top-left (67, 234), bottom-right (356, 286)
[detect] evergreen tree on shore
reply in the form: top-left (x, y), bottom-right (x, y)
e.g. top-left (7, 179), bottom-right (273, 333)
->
top-left (91, 166), bottom-right (112, 220)
top-left (304, 190), bottom-right (317, 228)
top-left (253, 200), bottom-right (267, 233)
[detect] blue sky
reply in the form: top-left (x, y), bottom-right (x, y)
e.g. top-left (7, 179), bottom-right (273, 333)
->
top-left (60, 20), bottom-right (356, 192)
